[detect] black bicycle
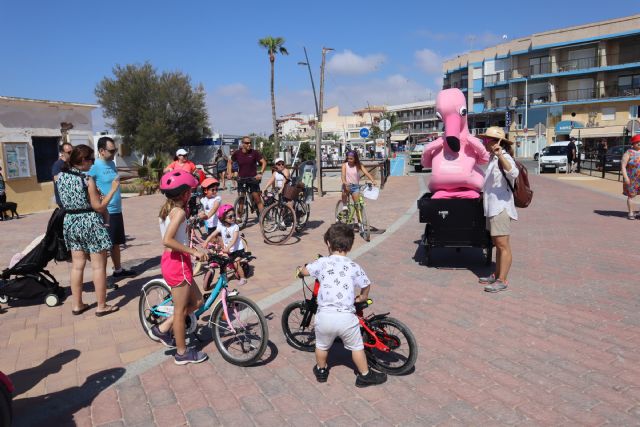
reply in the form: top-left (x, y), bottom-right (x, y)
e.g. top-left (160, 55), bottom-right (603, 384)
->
top-left (233, 177), bottom-right (262, 229)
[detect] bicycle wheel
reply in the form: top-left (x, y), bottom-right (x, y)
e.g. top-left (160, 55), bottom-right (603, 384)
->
top-left (210, 295), bottom-right (268, 366)
top-left (281, 300), bottom-right (316, 352)
top-left (363, 316), bottom-right (418, 375)
top-left (294, 200), bottom-right (310, 231)
top-left (357, 202), bottom-right (371, 242)
top-left (234, 195), bottom-right (249, 229)
top-left (139, 280), bottom-right (172, 336)
top-left (334, 200), bottom-right (351, 224)
top-left (260, 204), bottom-right (296, 245)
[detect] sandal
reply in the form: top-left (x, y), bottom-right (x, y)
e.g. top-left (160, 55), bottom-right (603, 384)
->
top-left (72, 304), bottom-right (91, 316)
top-left (628, 214), bottom-right (636, 220)
top-left (95, 305), bottom-right (119, 317)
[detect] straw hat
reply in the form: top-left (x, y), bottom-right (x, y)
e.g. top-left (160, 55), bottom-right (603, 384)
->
top-left (477, 126), bottom-right (514, 145)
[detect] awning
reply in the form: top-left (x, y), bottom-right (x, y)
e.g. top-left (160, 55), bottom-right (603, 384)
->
top-left (569, 126), bottom-right (624, 139)
top-left (390, 134), bottom-right (409, 142)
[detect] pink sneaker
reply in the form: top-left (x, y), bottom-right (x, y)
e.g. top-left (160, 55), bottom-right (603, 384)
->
top-left (238, 278), bottom-right (248, 286)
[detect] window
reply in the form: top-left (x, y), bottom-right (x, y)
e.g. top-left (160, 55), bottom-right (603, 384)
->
top-left (601, 107), bottom-right (615, 121)
top-left (529, 56), bottom-right (550, 74)
top-left (3, 143), bottom-right (31, 179)
top-left (32, 137), bottom-right (60, 183)
top-left (473, 67), bottom-right (482, 79)
top-left (567, 78), bottom-right (594, 100)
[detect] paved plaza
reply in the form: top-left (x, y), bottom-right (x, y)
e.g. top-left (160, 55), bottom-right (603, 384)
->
top-left (2, 173), bottom-right (640, 426)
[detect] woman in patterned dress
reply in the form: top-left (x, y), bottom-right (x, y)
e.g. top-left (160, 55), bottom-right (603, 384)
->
top-left (622, 134), bottom-right (640, 220)
top-left (57, 144), bottom-right (120, 316)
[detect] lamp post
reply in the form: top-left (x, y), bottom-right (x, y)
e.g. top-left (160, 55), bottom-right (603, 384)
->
top-left (298, 47), bottom-right (323, 196)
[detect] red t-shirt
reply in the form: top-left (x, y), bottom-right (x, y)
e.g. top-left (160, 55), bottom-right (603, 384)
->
top-left (232, 149), bottom-right (263, 178)
top-left (166, 160), bottom-right (196, 173)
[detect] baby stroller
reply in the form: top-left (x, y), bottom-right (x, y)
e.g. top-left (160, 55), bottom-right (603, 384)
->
top-left (0, 208), bottom-right (68, 307)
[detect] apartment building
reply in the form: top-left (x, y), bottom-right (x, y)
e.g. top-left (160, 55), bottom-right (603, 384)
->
top-left (386, 100), bottom-right (441, 146)
top-left (443, 14), bottom-right (640, 157)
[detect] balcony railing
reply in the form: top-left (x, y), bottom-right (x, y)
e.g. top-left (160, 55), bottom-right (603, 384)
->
top-left (509, 46), bottom-right (640, 78)
top-left (485, 72), bottom-right (509, 86)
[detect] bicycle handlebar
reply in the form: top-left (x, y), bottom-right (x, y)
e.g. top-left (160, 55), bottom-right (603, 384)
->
top-left (355, 299), bottom-right (373, 311)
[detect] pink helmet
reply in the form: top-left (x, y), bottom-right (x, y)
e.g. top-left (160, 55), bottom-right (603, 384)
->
top-left (159, 170), bottom-right (198, 198)
top-left (217, 204), bottom-right (234, 220)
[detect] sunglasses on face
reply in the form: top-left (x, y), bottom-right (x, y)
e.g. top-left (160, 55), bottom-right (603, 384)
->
top-left (105, 148), bottom-right (117, 154)
top-left (276, 162), bottom-right (284, 166)
top-left (226, 214), bottom-right (235, 219)
top-left (178, 154), bottom-right (186, 157)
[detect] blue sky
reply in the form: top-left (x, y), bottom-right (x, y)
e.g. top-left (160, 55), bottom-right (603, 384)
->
top-left (1, 0), bottom-right (638, 134)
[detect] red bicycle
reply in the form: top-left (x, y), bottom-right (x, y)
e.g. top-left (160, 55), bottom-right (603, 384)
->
top-left (281, 276), bottom-right (418, 375)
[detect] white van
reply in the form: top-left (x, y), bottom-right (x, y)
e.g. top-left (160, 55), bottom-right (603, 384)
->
top-left (539, 141), bottom-right (582, 173)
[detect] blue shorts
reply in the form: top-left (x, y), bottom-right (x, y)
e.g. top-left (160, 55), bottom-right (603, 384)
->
top-left (347, 183), bottom-right (359, 194)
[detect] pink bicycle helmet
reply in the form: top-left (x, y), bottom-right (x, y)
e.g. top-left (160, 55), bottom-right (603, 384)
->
top-left (217, 204), bottom-right (234, 220)
top-left (201, 177), bottom-right (219, 189)
top-left (159, 170), bottom-right (198, 198)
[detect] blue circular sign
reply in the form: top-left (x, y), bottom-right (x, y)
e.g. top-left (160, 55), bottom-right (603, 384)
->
top-left (359, 127), bottom-right (370, 138)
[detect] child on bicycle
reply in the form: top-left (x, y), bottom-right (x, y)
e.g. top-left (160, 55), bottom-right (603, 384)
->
top-left (151, 171), bottom-right (208, 365)
top-left (198, 177), bottom-right (222, 235)
top-left (205, 204), bottom-right (248, 286)
top-left (297, 223), bottom-right (387, 387)
top-left (340, 150), bottom-right (377, 218)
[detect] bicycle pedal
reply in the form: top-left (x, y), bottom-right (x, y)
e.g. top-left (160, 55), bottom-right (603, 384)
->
top-left (228, 289), bottom-right (239, 297)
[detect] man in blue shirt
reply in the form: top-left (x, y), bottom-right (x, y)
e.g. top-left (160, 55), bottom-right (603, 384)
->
top-left (89, 137), bottom-right (136, 279)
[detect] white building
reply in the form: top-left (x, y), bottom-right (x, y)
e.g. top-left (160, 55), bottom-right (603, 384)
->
top-left (386, 100), bottom-right (441, 146)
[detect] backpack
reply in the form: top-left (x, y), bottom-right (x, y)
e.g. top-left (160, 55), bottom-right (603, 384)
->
top-left (499, 160), bottom-right (533, 208)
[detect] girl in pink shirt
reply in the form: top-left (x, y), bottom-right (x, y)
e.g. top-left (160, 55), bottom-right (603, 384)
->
top-left (340, 151), bottom-right (377, 215)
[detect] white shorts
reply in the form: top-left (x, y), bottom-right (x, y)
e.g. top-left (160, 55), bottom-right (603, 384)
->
top-left (315, 311), bottom-right (363, 351)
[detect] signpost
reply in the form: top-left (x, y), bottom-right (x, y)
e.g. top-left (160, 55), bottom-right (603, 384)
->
top-left (359, 127), bottom-right (370, 139)
top-left (378, 119), bottom-right (392, 157)
top-left (534, 123), bottom-right (546, 175)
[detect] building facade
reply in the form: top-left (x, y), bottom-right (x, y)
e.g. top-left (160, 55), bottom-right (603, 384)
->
top-left (386, 100), bottom-right (441, 146)
top-left (443, 14), bottom-right (640, 157)
top-left (0, 96), bottom-right (96, 213)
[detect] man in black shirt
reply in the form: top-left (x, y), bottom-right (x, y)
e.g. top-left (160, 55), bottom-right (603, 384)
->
top-left (51, 142), bottom-right (73, 206)
top-left (566, 138), bottom-right (577, 174)
top-left (228, 136), bottom-right (267, 215)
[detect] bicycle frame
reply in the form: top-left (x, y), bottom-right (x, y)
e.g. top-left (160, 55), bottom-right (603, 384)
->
top-left (147, 266), bottom-right (239, 334)
top-left (302, 278), bottom-right (393, 353)
top-left (344, 195), bottom-right (366, 224)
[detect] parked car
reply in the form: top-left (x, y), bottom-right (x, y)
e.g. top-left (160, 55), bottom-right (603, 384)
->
top-left (410, 143), bottom-right (429, 172)
top-left (533, 146), bottom-right (550, 161)
top-left (603, 145), bottom-right (630, 171)
top-left (0, 371), bottom-right (13, 426)
top-left (539, 141), bottom-right (583, 173)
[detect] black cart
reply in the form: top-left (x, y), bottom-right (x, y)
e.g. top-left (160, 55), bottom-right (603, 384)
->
top-left (417, 193), bottom-right (492, 266)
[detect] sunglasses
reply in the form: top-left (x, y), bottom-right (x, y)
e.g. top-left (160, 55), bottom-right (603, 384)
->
top-left (276, 162), bottom-right (284, 166)
top-left (105, 148), bottom-right (117, 154)
top-left (226, 214), bottom-right (235, 219)
top-left (178, 154), bottom-right (186, 157)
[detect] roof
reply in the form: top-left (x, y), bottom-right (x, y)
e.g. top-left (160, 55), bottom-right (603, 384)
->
top-left (387, 100), bottom-right (436, 111)
top-left (0, 95), bottom-right (98, 109)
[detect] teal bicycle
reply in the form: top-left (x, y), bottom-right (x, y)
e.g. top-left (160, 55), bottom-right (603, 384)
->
top-left (138, 253), bottom-right (268, 366)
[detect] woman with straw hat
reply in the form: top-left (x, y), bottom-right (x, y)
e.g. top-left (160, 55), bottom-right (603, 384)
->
top-left (477, 126), bottom-right (519, 293)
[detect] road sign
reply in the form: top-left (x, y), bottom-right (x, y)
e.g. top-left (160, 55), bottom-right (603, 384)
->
top-left (359, 127), bottom-right (370, 138)
top-left (523, 127), bottom-right (528, 133)
top-left (534, 123), bottom-right (546, 134)
top-left (379, 119), bottom-right (391, 132)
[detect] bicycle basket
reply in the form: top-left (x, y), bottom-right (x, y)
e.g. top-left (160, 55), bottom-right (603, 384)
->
top-left (282, 182), bottom-right (304, 200)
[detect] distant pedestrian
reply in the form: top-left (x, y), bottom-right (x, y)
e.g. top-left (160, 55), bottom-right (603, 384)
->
top-left (214, 149), bottom-right (228, 191)
top-left (622, 134), bottom-right (640, 220)
top-left (566, 138), bottom-right (577, 173)
top-left (477, 127), bottom-right (518, 293)
top-left (0, 165), bottom-right (6, 205)
top-left (88, 136), bottom-right (137, 280)
top-left (52, 142), bottom-right (74, 207)
top-left (597, 139), bottom-right (608, 171)
top-left (164, 149), bottom-right (196, 174)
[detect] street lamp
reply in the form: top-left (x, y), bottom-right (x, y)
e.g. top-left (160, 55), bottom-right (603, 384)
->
top-left (298, 47), bottom-right (322, 195)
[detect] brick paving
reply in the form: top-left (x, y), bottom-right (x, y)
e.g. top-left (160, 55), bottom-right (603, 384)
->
top-left (3, 173), bottom-right (640, 426)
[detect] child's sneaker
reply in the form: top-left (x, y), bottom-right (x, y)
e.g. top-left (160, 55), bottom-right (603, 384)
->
top-left (148, 325), bottom-right (176, 348)
top-left (174, 348), bottom-right (208, 365)
top-left (478, 273), bottom-right (496, 284)
top-left (355, 370), bottom-right (387, 387)
top-left (313, 365), bottom-right (329, 383)
top-left (238, 278), bottom-right (247, 286)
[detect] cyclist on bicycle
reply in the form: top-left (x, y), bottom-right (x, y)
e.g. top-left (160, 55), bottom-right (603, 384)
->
top-left (228, 137), bottom-right (266, 217)
top-left (204, 204), bottom-right (248, 286)
top-left (263, 157), bottom-right (289, 195)
top-left (340, 150), bottom-right (377, 218)
top-left (297, 223), bottom-right (387, 387)
top-left (152, 171), bottom-right (208, 365)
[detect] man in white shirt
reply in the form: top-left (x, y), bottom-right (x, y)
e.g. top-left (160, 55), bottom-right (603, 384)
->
top-left (477, 127), bottom-right (519, 293)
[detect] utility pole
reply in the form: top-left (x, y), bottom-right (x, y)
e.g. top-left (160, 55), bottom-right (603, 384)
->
top-left (317, 47), bottom-right (334, 196)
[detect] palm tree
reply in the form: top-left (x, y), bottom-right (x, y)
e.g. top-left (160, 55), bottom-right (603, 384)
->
top-left (258, 36), bottom-right (289, 161)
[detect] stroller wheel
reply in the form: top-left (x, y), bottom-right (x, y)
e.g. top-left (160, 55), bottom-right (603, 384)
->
top-left (45, 293), bottom-right (59, 307)
top-left (0, 295), bottom-right (7, 304)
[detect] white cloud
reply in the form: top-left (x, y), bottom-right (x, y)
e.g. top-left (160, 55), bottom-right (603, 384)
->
top-left (216, 83), bottom-right (249, 97)
top-left (327, 50), bottom-right (386, 75)
top-left (415, 49), bottom-right (442, 74)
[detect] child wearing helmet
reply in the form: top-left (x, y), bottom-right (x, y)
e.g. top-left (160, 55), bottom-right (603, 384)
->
top-left (205, 204), bottom-right (247, 286)
top-left (150, 171), bottom-right (208, 365)
top-left (198, 177), bottom-right (221, 234)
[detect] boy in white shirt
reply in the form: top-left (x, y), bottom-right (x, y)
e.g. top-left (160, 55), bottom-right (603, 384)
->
top-left (198, 178), bottom-right (222, 234)
top-left (298, 223), bottom-right (387, 387)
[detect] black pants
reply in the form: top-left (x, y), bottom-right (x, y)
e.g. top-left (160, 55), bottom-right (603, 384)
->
top-left (0, 194), bottom-right (6, 204)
